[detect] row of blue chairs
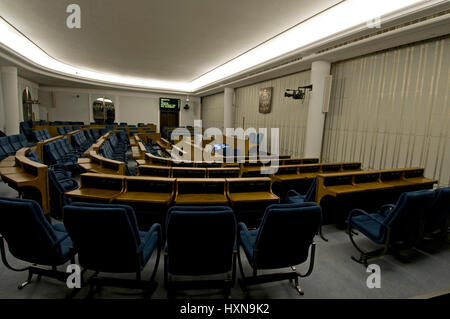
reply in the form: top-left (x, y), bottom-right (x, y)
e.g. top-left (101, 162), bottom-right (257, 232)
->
top-left (57, 126), bottom-right (72, 135)
top-left (99, 133), bottom-right (127, 163)
top-left (32, 129), bottom-right (52, 142)
top-left (25, 150), bottom-right (78, 218)
top-left (0, 198), bottom-right (320, 297)
top-left (0, 134), bottom-right (30, 160)
top-left (44, 138), bottom-right (79, 171)
top-left (71, 131), bottom-right (92, 152)
top-left (347, 187), bottom-right (450, 265)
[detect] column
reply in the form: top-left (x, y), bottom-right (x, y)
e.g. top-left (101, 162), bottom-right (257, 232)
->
top-left (224, 87), bottom-right (234, 132)
top-left (304, 61), bottom-right (331, 159)
top-left (1, 66), bottom-right (20, 135)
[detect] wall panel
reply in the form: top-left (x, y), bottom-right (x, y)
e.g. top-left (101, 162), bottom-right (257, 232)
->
top-left (201, 92), bottom-right (224, 131)
top-left (323, 37), bottom-right (450, 186)
top-left (234, 71), bottom-right (311, 157)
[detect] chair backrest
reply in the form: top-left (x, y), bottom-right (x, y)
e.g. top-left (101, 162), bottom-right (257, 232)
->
top-left (384, 190), bottom-right (435, 244)
top-left (26, 150), bottom-right (42, 163)
top-left (166, 206), bottom-right (236, 276)
top-left (305, 177), bottom-right (317, 202)
top-left (8, 135), bottom-right (22, 152)
top-left (63, 202), bottom-right (142, 272)
top-left (253, 202), bottom-right (321, 269)
top-left (0, 197), bottom-right (63, 265)
top-left (425, 187), bottom-right (450, 233)
top-left (84, 129), bottom-right (94, 142)
top-left (32, 130), bottom-right (40, 141)
top-left (18, 134), bottom-right (29, 148)
top-left (90, 129), bottom-right (100, 140)
top-left (0, 146), bottom-right (7, 161)
top-left (0, 137), bottom-right (15, 155)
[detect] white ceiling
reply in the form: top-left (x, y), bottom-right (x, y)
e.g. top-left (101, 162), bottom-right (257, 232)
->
top-left (0, 0), bottom-right (341, 83)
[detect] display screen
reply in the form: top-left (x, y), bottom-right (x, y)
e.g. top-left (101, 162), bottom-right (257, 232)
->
top-left (160, 98), bottom-right (180, 110)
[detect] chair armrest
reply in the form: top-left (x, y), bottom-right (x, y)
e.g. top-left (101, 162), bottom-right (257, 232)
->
top-left (238, 222), bottom-right (249, 233)
top-left (348, 209), bottom-right (388, 228)
top-left (286, 190), bottom-right (301, 197)
top-left (379, 204), bottom-right (395, 217)
top-left (147, 223), bottom-right (162, 243)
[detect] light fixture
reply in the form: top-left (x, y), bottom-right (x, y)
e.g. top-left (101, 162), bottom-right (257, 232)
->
top-left (0, 0), bottom-right (434, 92)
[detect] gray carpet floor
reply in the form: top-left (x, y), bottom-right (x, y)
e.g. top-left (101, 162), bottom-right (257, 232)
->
top-left (1, 177), bottom-right (449, 299)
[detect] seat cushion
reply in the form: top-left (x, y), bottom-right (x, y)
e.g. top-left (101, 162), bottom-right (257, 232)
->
top-left (350, 213), bottom-right (386, 244)
top-left (286, 195), bottom-right (306, 204)
top-left (239, 228), bottom-right (259, 265)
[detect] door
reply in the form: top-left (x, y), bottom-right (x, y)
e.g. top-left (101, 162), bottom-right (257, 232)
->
top-left (160, 110), bottom-right (179, 136)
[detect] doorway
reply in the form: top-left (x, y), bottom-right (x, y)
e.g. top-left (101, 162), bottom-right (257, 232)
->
top-left (160, 109), bottom-right (179, 133)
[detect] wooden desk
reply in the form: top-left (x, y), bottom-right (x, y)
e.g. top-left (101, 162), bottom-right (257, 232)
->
top-left (0, 156), bottom-right (16, 167)
top-left (207, 167), bottom-right (240, 178)
top-left (65, 173), bottom-right (125, 203)
top-left (145, 153), bottom-right (171, 166)
top-left (171, 167), bottom-right (206, 178)
top-left (174, 178), bottom-right (228, 205)
top-left (270, 162), bottom-right (362, 198)
top-left (316, 168), bottom-right (437, 205)
top-left (115, 176), bottom-right (174, 205)
top-left (138, 165), bottom-right (171, 177)
top-left (0, 149), bottom-right (50, 213)
top-left (226, 177), bottom-right (279, 205)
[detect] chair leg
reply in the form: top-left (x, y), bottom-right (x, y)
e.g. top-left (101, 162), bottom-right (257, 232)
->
top-left (18, 269), bottom-right (33, 290)
top-left (236, 247), bottom-right (248, 292)
top-left (349, 226), bottom-right (389, 266)
top-left (293, 275), bottom-right (304, 296)
top-left (149, 244), bottom-right (161, 283)
top-left (319, 224), bottom-right (328, 242)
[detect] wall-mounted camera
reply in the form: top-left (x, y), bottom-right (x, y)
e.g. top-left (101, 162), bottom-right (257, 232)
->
top-left (284, 84), bottom-right (313, 102)
top-left (183, 104), bottom-right (190, 110)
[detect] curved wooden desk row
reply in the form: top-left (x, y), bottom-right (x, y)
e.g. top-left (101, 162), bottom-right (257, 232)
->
top-left (0, 148), bottom-right (50, 213)
top-left (271, 162), bottom-right (362, 182)
top-left (78, 152), bottom-right (126, 175)
top-left (138, 165), bottom-right (241, 178)
top-left (32, 124), bottom-right (156, 138)
top-left (64, 174), bottom-right (280, 208)
top-left (315, 167), bottom-right (438, 205)
top-left (139, 152), bottom-right (314, 169)
top-left (137, 161), bottom-right (361, 180)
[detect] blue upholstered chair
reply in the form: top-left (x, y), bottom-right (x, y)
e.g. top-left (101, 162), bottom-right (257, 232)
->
top-left (347, 190), bottom-right (435, 265)
top-left (285, 180), bottom-right (328, 241)
top-left (0, 197), bottom-right (76, 289)
top-left (57, 127), bottom-right (66, 136)
top-left (18, 134), bottom-right (30, 148)
top-left (48, 169), bottom-right (77, 218)
top-left (63, 202), bottom-right (161, 295)
top-left (238, 202), bottom-right (321, 295)
top-left (286, 178), bottom-right (317, 203)
top-left (164, 206), bottom-right (237, 298)
top-left (8, 135), bottom-right (23, 152)
top-left (0, 137), bottom-right (15, 156)
top-left (424, 187), bottom-right (450, 237)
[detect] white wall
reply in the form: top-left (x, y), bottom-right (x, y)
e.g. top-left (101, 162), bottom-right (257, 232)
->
top-left (49, 91), bottom-right (90, 123)
top-left (39, 87), bottom-right (201, 131)
top-left (201, 93), bottom-right (224, 131)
